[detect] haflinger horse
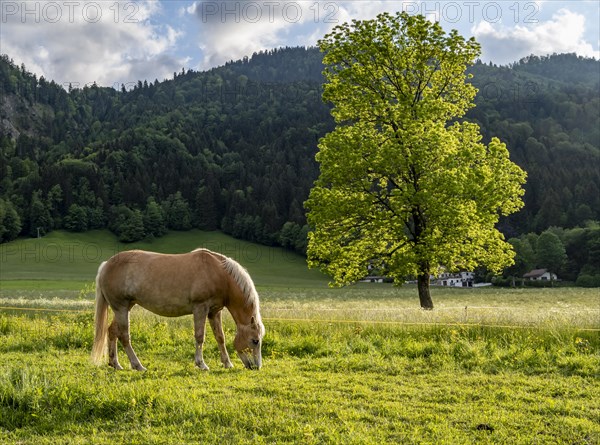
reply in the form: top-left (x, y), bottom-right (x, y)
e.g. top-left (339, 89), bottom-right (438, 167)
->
top-left (91, 248), bottom-right (265, 371)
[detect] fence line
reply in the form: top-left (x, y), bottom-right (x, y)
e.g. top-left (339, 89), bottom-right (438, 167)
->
top-left (263, 317), bottom-right (600, 331)
top-left (268, 306), bottom-right (600, 312)
top-left (1, 305), bottom-right (599, 331)
top-left (0, 305), bottom-right (90, 313)
top-left (2, 305), bottom-right (598, 313)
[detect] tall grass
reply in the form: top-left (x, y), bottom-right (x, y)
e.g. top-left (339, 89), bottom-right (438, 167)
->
top-left (259, 285), bottom-right (600, 328)
top-left (2, 281), bottom-right (599, 328)
top-left (0, 310), bottom-right (598, 444)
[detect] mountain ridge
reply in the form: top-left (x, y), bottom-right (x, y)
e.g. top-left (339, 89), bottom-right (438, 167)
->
top-left (1, 48), bottom-right (599, 250)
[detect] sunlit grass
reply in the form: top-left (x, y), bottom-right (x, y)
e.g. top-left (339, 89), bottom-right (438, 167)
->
top-left (258, 285), bottom-right (600, 328)
top-left (0, 274), bottom-right (598, 444)
top-left (0, 310), bottom-right (598, 445)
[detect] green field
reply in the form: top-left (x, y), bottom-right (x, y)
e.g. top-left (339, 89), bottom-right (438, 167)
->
top-left (1, 231), bottom-right (599, 444)
top-left (0, 230), bottom-right (327, 287)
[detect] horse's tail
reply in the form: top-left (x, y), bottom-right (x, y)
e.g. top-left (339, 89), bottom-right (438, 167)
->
top-left (91, 261), bottom-right (109, 365)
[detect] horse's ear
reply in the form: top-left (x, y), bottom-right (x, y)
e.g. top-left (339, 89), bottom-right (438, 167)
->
top-left (250, 316), bottom-right (257, 328)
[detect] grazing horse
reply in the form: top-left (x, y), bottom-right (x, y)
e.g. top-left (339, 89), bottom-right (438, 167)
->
top-left (91, 248), bottom-right (265, 371)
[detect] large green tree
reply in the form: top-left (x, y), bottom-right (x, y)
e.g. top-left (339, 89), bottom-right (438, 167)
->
top-left (305, 12), bottom-right (526, 309)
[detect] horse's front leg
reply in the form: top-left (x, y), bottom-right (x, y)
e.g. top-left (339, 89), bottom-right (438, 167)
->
top-left (209, 310), bottom-right (233, 369)
top-left (193, 304), bottom-right (210, 370)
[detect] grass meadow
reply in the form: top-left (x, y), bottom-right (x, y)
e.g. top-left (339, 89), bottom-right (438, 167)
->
top-left (1, 231), bottom-right (599, 444)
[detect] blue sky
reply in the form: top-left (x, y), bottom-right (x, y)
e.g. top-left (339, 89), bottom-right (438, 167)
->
top-left (1, 1), bottom-right (598, 89)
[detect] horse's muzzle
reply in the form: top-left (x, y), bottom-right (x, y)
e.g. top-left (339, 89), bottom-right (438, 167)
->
top-left (239, 350), bottom-right (262, 370)
top-left (249, 356), bottom-right (262, 370)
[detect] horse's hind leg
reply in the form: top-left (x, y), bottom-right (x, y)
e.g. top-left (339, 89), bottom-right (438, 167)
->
top-left (209, 310), bottom-right (233, 368)
top-left (193, 305), bottom-right (210, 370)
top-left (108, 319), bottom-right (123, 370)
top-left (113, 308), bottom-right (146, 371)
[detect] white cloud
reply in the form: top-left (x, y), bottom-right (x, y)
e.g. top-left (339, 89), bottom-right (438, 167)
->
top-left (0, 1), bottom-right (187, 88)
top-left (189, 0), bottom-right (304, 69)
top-left (472, 8), bottom-right (599, 64)
top-left (295, 1), bottom-right (402, 54)
top-left (334, 1), bottom-right (394, 25)
top-left (187, 0), bottom-right (402, 69)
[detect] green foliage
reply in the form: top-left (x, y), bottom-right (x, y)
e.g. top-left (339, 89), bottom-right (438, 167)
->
top-left (306, 12), bottom-right (526, 307)
top-left (279, 222), bottom-right (309, 253)
top-left (502, 225), bottom-right (600, 286)
top-left (143, 197), bottom-right (166, 238)
top-left (63, 204), bottom-right (89, 232)
top-left (536, 231), bottom-right (567, 275)
top-left (162, 192), bottom-right (192, 232)
top-left (575, 274), bottom-right (600, 288)
top-left (46, 184), bottom-right (63, 227)
top-left (0, 198), bottom-right (22, 242)
top-left (59, 204), bottom-right (102, 232)
top-left (193, 185), bottom-right (218, 231)
top-left (109, 205), bottom-right (145, 243)
top-left (506, 237), bottom-right (535, 279)
top-left (28, 190), bottom-right (52, 237)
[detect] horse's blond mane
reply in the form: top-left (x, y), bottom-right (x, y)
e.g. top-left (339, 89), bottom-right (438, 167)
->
top-left (221, 256), bottom-right (260, 311)
top-left (193, 248), bottom-right (260, 313)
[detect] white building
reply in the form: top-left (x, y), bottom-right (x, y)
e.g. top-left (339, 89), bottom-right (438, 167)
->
top-left (523, 269), bottom-right (558, 281)
top-left (434, 271), bottom-right (474, 287)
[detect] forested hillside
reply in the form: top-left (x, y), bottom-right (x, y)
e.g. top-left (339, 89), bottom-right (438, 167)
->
top-left (1, 49), bottom-right (599, 258)
top-left (468, 54), bottom-right (600, 235)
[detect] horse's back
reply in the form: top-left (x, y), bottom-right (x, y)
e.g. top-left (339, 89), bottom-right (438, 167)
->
top-left (99, 249), bottom-right (229, 316)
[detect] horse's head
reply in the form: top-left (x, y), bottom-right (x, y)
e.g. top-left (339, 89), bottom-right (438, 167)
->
top-left (234, 316), bottom-right (265, 370)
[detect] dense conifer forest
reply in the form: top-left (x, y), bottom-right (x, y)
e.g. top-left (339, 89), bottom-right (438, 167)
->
top-left (0, 48), bottom-right (598, 282)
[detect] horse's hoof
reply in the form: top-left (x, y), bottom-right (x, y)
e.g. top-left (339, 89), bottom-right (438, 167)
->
top-left (196, 362), bottom-right (210, 371)
top-left (133, 364), bottom-right (147, 371)
top-left (110, 363), bottom-right (124, 370)
top-left (223, 361), bottom-right (234, 369)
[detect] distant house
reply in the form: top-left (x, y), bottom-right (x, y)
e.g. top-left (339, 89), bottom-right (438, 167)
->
top-left (434, 271), bottom-right (474, 287)
top-left (360, 276), bottom-right (393, 283)
top-left (361, 262), bottom-right (393, 283)
top-left (523, 269), bottom-right (558, 281)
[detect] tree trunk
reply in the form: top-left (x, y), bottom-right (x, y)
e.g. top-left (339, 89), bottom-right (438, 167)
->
top-left (417, 273), bottom-right (434, 310)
